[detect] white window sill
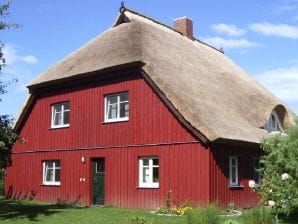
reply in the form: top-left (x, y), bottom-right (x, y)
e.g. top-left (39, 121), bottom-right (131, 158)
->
top-left (103, 118), bottom-right (129, 124)
top-left (41, 182), bottom-right (61, 186)
top-left (50, 124), bottom-right (70, 129)
top-left (137, 184), bottom-right (159, 189)
top-left (229, 185), bottom-right (244, 189)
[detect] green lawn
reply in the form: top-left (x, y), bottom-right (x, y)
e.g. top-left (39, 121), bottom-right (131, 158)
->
top-left (0, 196), bottom-right (297, 224)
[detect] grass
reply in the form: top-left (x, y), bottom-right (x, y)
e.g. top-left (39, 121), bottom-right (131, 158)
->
top-left (0, 196), bottom-right (297, 224)
top-left (0, 196), bottom-right (184, 224)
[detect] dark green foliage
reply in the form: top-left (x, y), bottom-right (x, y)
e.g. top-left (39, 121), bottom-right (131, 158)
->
top-left (186, 204), bottom-right (221, 224)
top-left (258, 120), bottom-right (298, 216)
top-left (242, 207), bottom-right (275, 224)
top-left (0, 115), bottom-right (18, 169)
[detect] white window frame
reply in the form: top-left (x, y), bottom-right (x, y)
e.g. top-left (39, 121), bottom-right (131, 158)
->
top-left (42, 160), bottom-right (61, 186)
top-left (51, 102), bottom-right (70, 128)
top-left (264, 111), bottom-right (283, 133)
top-left (229, 156), bottom-right (239, 187)
top-left (139, 157), bottom-right (159, 188)
top-left (104, 92), bottom-right (129, 123)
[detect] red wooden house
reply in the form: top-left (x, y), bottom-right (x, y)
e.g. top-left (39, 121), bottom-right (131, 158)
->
top-left (5, 7), bottom-right (295, 209)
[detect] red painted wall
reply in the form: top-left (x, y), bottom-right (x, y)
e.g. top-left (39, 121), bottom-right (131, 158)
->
top-left (6, 143), bottom-right (210, 209)
top-left (6, 72), bottom-right (211, 208)
top-left (210, 144), bottom-right (262, 208)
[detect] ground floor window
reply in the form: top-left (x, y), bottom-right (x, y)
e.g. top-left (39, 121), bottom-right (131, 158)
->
top-left (253, 157), bottom-right (261, 184)
top-left (229, 156), bottom-right (238, 187)
top-left (139, 157), bottom-right (159, 188)
top-left (43, 160), bottom-right (61, 185)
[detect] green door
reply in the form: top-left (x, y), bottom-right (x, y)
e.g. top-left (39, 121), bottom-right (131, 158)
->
top-left (92, 158), bottom-right (105, 205)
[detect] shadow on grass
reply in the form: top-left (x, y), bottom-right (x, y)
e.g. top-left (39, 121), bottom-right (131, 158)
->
top-left (0, 197), bottom-right (82, 222)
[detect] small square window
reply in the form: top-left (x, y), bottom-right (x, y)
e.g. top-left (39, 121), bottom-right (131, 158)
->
top-left (139, 157), bottom-right (159, 188)
top-left (51, 102), bottom-right (70, 128)
top-left (104, 92), bottom-right (129, 122)
top-left (43, 160), bottom-right (61, 186)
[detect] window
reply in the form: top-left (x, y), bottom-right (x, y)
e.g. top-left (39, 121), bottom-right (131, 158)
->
top-left (253, 158), bottom-right (261, 184)
top-left (229, 156), bottom-right (239, 186)
top-left (104, 92), bottom-right (129, 122)
top-left (139, 157), bottom-right (159, 188)
top-left (51, 102), bottom-right (70, 128)
top-left (264, 111), bottom-right (282, 133)
top-left (43, 160), bottom-right (61, 185)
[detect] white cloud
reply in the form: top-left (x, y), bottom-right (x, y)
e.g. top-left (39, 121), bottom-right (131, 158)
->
top-left (203, 37), bottom-right (258, 49)
top-left (211, 23), bottom-right (246, 37)
top-left (249, 22), bottom-right (298, 39)
top-left (2, 44), bottom-right (38, 65)
top-left (253, 65), bottom-right (298, 114)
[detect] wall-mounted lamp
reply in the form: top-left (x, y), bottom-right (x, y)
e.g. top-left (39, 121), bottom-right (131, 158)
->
top-left (81, 156), bottom-right (86, 164)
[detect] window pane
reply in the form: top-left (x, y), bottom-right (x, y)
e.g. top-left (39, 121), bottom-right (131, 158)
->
top-left (46, 168), bottom-right (54, 182)
top-left (142, 167), bottom-right (150, 183)
top-left (153, 167), bottom-right (159, 183)
top-left (231, 158), bottom-right (236, 166)
top-left (63, 102), bottom-right (70, 111)
top-left (64, 111), bottom-right (70, 124)
top-left (54, 105), bottom-right (62, 113)
top-left (55, 161), bottom-right (60, 168)
top-left (54, 112), bottom-right (62, 126)
top-left (142, 159), bottom-right (149, 166)
top-left (108, 104), bottom-right (117, 119)
top-left (153, 159), bottom-right (159, 166)
top-left (231, 167), bottom-right (236, 183)
top-left (271, 114), bottom-right (276, 129)
top-left (120, 93), bottom-right (128, 101)
top-left (108, 96), bottom-right (118, 104)
top-left (120, 102), bottom-right (129, 118)
top-left (55, 169), bottom-right (60, 182)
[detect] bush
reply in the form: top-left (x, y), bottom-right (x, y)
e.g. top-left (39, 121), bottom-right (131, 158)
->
top-left (186, 204), bottom-right (220, 224)
top-left (0, 169), bottom-right (4, 196)
top-left (242, 207), bottom-right (275, 224)
top-left (127, 216), bottom-right (152, 224)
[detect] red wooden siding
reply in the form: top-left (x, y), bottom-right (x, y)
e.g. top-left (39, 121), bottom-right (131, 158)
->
top-left (6, 72), bottom-right (211, 208)
top-left (6, 143), bottom-right (210, 209)
top-left (13, 73), bottom-right (196, 153)
top-left (210, 144), bottom-right (262, 208)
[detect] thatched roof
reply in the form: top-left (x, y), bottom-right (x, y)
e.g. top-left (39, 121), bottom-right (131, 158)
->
top-left (19, 8), bottom-right (295, 143)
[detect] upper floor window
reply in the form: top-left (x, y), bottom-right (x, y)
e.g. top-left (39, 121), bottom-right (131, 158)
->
top-left (43, 160), bottom-right (61, 186)
top-left (229, 156), bottom-right (239, 187)
top-left (139, 157), bottom-right (159, 188)
top-left (104, 92), bottom-right (129, 122)
top-left (51, 102), bottom-right (70, 128)
top-left (264, 111), bottom-right (282, 133)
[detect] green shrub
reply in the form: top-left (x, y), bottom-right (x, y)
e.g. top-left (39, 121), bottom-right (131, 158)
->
top-left (0, 170), bottom-right (4, 196)
top-left (127, 216), bottom-right (152, 224)
top-left (242, 207), bottom-right (275, 224)
top-left (186, 204), bottom-right (220, 224)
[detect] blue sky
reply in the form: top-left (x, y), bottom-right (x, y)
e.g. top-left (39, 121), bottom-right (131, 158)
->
top-left (1, 0), bottom-right (298, 117)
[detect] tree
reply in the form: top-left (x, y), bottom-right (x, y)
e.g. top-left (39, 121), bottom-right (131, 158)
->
top-left (0, 1), bottom-right (20, 170)
top-left (258, 120), bottom-right (298, 219)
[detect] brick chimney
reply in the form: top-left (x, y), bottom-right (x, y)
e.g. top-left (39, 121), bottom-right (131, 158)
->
top-left (174, 17), bottom-right (193, 39)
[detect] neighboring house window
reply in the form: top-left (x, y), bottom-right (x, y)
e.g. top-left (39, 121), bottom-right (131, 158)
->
top-left (104, 92), bottom-right (129, 122)
top-left (51, 102), bottom-right (70, 128)
top-left (253, 157), bottom-right (261, 184)
top-left (264, 111), bottom-right (282, 133)
top-left (43, 160), bottom-right (61, 185)
top-left (229, 156), bottom-right (239, 186)
top-left (139, 157), bottom-right (159, 188)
